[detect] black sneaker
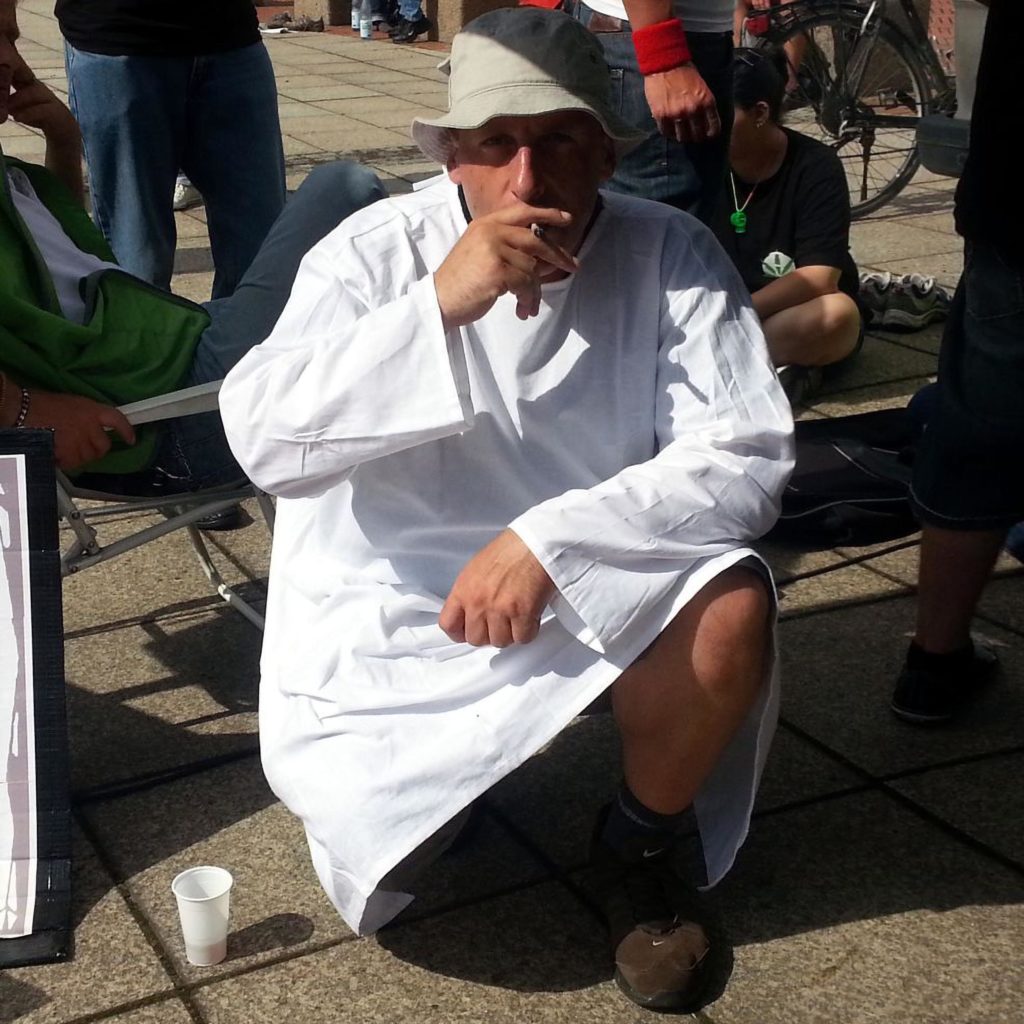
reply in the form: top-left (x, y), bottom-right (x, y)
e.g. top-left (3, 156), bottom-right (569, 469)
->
top-left (392, 15), bottom-right (431, 43)
top-left (387, 17), bottom-right (408, 36)
top-left (891, 640), bottom-right (999, 725)
top-left (588, 813), bottom-right (711, 1012)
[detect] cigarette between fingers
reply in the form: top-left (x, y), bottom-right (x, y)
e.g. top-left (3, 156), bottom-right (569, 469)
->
top-left (531, 222), bottom-right (545, 240)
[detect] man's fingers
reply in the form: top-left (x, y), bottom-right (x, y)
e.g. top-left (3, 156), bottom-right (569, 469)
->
top-left (486, 614), bottom-right (514, 649)
top-left (704, 105), bottom-right (721, 140)
top-left (510, 615), bottom-right (540, 645)
top-left (439, 599), bottom-right (467, 643)
top-left (97, 405), bottom-right (136, 446)
top-left (491, 203), bottom-right (571, 231)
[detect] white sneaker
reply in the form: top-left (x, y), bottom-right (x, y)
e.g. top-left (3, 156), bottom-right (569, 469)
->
top-left (172, 177), bottom-right (203, 212)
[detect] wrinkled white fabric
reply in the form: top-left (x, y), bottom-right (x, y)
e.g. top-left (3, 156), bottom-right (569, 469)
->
top-left (220, 178), bottom-right (794, 935)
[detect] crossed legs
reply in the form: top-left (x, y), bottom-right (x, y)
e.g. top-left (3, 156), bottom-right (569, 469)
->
top-left (761, 291), bottom-right (862, 369)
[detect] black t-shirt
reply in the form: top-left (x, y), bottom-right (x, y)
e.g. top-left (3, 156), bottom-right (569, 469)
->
top-left (712, 128), bottom-right (859, 302)
top-left (55, 0), bottom-right (260, 56)
top-left (954, 0), bottom-right (1018, 261)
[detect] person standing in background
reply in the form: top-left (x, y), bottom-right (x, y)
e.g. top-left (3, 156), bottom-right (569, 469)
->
top-left (889, 0), bottom-right (1020, 726)
top-left (562, 0), bottom-right (734, 221)
top-left (56, 0), bottom-right (286, 299)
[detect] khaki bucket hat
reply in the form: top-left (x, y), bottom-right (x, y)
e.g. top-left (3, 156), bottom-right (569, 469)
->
top-left (411, 7), bottom-right (645, 164)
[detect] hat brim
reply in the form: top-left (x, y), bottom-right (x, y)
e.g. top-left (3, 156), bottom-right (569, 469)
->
top-left (411, 85), bottom-right (645, 165)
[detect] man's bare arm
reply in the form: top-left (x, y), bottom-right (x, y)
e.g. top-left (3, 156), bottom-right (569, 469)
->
top-left (621, 0), bottom-right (721, 143)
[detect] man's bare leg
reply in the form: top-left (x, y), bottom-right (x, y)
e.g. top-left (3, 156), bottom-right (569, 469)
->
top-left (592, 564), bottom-right (772, 1013)
top-left (612, 564), bottom-right (772, 815)
top-left (914, 524), bottom-right (1006, 653)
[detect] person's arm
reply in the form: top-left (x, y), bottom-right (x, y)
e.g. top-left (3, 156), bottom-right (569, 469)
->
top-left (442, 222), bottom-right (794, 654)
top-left (4, 44), bottom-right (85, 204)
top-left (0, 371), bottom-right (135, 469)
top-left (622, 0), bottom-right (721, 143)
top-left (219, 199), bottom-right (578, 499)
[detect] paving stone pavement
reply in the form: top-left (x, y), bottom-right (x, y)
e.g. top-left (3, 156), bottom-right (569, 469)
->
top-left (1, 3), bottom-right (1022, 1023)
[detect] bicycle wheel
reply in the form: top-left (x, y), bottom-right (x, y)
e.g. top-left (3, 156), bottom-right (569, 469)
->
top-left (758, 4), bottom-right (936, 217)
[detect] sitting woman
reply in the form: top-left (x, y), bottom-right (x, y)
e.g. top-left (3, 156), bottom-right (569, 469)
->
top-left (712, 47), bottom-right (862, 377)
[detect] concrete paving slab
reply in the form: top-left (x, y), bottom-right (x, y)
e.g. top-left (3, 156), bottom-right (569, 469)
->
top-left (850, 220), bottom-right (962, 266)
top-left (808, 376), bottom-right (935, 418)
top-left (0, 828), bottom-right (173, 1024)
top-left (285, 125), bottom-right (411, 152)
top-left (61, 506), bottom-right (268, 634)
top-left (837, 542), bottom-right (1020, 592)
top-left (865, 321), bottom-right (944, 357)
top-left (891, 751), bottom-right (1024, 867)
top-left (978, 573), bottom-right (1024, 632)
top-left (90, 1003), bottom-right (197, 1024)
top-left (776, 559), bottom-right (908, 616)
top-left (64, 608), bottom-right (261, 791)
top-left (312, 95), bottom-right (444, 121)
top-left (704, 792), bottom-right (1024, 1024)
top-left (779, 597), bottom-right (1024, 776)
top-left (81, 759), bottom-right (552, 983)
top-left (753, 542), bottom-right (851, 587)
top-left (817, 336), bottom-right (937, 397)
top-left (191, 882), bottom-right (641, 1024)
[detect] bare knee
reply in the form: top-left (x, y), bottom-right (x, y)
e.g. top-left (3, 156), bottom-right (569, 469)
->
top-left (689, 566), bottom-right (772, 689)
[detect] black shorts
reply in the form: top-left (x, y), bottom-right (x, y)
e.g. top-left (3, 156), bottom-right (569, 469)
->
top-left (912, 242), bottom-right (1024, 530)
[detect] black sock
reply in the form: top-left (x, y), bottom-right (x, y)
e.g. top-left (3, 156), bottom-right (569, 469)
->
top-left (906, 639), bottom-right (975, 673)
top-left (600, 784), bottom-right (695, 858)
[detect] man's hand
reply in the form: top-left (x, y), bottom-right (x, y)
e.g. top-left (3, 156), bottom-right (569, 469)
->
top-left (644, 64), bottom-right (721, 144)
top-left (5, 60), bottom-right (79, 145)
top-left (433, 203), bottom-right (578, 331)
top-left (439, 529), bottom-right (556, 648)
top-left (23, 391), bottom-right (136, 471)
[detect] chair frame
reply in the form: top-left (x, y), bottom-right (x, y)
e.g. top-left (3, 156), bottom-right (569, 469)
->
top-left (56, 381), bottom-right (272, 630)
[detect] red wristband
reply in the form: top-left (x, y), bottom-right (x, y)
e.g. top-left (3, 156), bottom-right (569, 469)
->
top-left (632, 18), bottom-right (692, 76)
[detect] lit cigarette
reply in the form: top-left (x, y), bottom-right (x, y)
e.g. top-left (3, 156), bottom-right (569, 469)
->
top-left (531, 222), bottom-right (545, 240)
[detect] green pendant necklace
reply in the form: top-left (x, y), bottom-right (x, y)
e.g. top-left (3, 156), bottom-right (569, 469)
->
top-left (729, 172), bottom-right (758, 234)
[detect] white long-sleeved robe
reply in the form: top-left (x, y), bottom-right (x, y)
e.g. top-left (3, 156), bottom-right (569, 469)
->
top-left (219, 177), bottom-right (795, 935)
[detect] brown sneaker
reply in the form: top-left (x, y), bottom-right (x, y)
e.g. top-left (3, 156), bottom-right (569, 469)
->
top-left (589, 817), bottom-right (711, 1012)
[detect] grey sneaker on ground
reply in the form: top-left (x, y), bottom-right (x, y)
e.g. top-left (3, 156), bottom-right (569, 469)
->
top-left (588, 813), bottom-right (712, 1012)
top-left (859, 271), bottom-right (952, 329)
top-left (172, 177), bottom-right (203, 212)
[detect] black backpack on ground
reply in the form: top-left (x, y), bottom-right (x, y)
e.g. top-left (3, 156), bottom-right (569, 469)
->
top-left (766, 407), bottom-right (921, 547)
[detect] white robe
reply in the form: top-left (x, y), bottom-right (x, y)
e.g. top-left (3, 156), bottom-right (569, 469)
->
top-left (219, 178), bottom-right (795, 935)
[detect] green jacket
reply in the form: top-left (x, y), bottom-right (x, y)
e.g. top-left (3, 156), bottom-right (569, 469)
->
top-left (0, 144), bottom-right (211, 473)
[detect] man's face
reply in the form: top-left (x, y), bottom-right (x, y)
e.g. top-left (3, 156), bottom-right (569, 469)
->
top-left (447, 110), bottom-right (615, 257)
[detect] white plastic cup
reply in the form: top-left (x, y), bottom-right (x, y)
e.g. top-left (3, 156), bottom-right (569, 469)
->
top-left (171, 866), bottom-right (234, 966)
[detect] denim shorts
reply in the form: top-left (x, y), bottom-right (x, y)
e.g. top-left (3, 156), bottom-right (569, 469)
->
top-left (911, 241), bottom-right (1024, 529)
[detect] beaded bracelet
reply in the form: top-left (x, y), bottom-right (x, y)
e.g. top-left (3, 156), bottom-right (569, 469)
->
top-left (633, 18), bottom-right (692, 76)
top-left (14, 386), bottom-right (31, 428)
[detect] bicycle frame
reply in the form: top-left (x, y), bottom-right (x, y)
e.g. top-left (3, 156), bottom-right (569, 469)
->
top-left (750, 0), bottom-right (955, 111)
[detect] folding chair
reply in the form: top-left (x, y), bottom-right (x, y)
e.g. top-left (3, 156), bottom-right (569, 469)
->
top-left (57, 380), bottom-right (273, 630)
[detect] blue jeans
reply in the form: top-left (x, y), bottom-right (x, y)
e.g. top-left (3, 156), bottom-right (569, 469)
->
top-left (399, 0), bottom-right (424, 22)
top-left (65, 41), bottom-right (286, 300)
top-left (569, 2), bottom-right (733, 222)
top-left (152, 163), bottom-right (387, 490)
top-left (912, 242), bottom-right (1024, 529)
